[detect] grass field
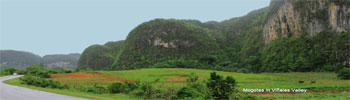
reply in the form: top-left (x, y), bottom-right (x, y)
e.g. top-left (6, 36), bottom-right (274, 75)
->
top-left (4, 68), bottom-right (350, 100)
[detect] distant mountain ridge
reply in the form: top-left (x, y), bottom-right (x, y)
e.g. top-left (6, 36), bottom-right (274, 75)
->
top-left (0, 50), bottom-right (80, 68)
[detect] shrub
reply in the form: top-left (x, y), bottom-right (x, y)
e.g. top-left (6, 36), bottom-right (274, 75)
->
top-left (37, 70), bottom-right (51, 78)
top-left (108, 82), bottom-right (124, 93)
top-left (207, 72), bottom-right (236, 100)
top-left (338, 68), bottom-right (350, 80)
top-left (89, 83), bottom-right (107, 94)
top-left (65, 70), bottom-right (73, 73)
top-left (16, 69), bottom-right (27, 75)
top-left (123, 81), bottom-right (138, 93)
top-left (186, 73), bottom-right (199, 82)
top-left (108, 81), bottom-right (140, 94)
top-left (141, 83), bottom-right (156, 99)
top-left (26, 64), bottom-right (51, 78)
top-left (2, 68), bottom-right (17, 75)
top-left (26, 64), bottom-right (44, 75)
top-left (230, 93), bottom-right (257, 100)
top-left (173, 73), bottom-right (211, 99)
top-left (158, 87), bottom-right (177, 99)
top-left (47, 68), bottom-right (58, 74)
top-left (19, 76), bottom-right (67, 89)
top-left (173, 87), bottom-right (206, 99)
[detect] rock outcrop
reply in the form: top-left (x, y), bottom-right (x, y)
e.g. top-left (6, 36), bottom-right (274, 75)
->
top-left (263, 0), bottom-right (350, 44)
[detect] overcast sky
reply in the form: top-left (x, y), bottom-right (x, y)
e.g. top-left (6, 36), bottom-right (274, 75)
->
top-left (1, 0), bottom-right (270, 56)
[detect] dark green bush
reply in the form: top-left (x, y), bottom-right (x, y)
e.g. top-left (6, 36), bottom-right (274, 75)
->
top-left (47, 68), bottom-right (58, 74)
top-left (186, 73), bottom-right (199, 82)
top-left (108, 82), bottom-right (124, 93)
top-left (173, 73), bottom-right (212, 99)
top-left (86, 84), bottom-right (107, 94)
top-left (108, 81), bottom-right (139, 94)
top-left (172, 87), bottom-right (206, 99)
top-left (37, 70), bottom-right (51, 78)
top-left (16, 69), bottom-right (27, 75)
top-left (65, 70), bottom-right (73, 73)
top-left (26, 64), bottom-right (44, 75)
top-left (338, 68), bottom-right (350, 80)
top-left (19, 76), bottom-right (67, 89)
top-left (123, 81), bottom-right (138, 93)
top-left (26, 64), bottom-right (51, 78)
top-left (207, 72), bottom-right (236, 100)
top-left (157, 87), bottom-right (177, 99)
top-left (0, 68), bottom-right (16, 75)
top-left (230, 93), bottom-right (257, 100)
top-left (140, 83), bottom-right (156, 99)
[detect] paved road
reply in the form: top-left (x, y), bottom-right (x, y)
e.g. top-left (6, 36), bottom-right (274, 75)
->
top-left (0, 75), bottom-right (89, 100)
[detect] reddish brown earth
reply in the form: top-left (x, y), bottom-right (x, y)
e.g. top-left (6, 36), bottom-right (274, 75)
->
top-left (51, 73), bottom-right (95, 78)
top-left (111, 72), bottom-right (118, 75)
top-left (50, 72), bottom-right (134, 85)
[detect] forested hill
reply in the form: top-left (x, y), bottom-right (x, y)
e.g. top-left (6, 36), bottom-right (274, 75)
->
top-left (78, 0), bottom-right (349, 72)
top-left (0, 50), bottom-right (81, 68)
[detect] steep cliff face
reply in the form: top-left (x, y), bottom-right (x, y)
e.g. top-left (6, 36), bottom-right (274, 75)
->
top-left (263, 0), bottom-right (350, 44)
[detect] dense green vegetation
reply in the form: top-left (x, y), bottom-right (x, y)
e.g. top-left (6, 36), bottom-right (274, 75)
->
top-left (0, 64), bottom-right (74, 76)
top-left (338, 68), bottom-right (350, 80)
top-left (20, 76), bottom-right (68, 89)
top-left (261, 31), bottom-right (349, 72)
top-left (113, 19), bottom-right (227, 70)
top-left (78, 41), bottom-right (124, 70)
top-left (0, 68), bottom-right (17, 76)
top-left (76, 0), bottom-right (349, 73)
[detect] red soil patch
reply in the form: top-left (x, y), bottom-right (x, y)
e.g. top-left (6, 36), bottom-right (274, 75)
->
top-left (51, 73), bottom-right (95, 78)
top-left (167, 77), bottom-right (204, 82)
top-left (86, 72), bottom-right (101, 75)
top-left (111, 72), bottom-right (118, 75)
top-left (99, 75), bottom-right (134, 82)
top-left (51, 72), bottom-right (135, 84)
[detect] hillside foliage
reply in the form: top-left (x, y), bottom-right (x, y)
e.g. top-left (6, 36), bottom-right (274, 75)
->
top-left (78, 41), bottom-right (124, 70)
top-left (78, 0), bottom-right (349, 73)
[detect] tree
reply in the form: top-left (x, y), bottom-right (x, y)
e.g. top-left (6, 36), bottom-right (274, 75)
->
top-left (0, 68), bottom-right (16, 75)
top-left (26, 64), bottom-right (50, 78)
top-left (26, 64), bottom-right (44, 75)
top-left (207, 72), bottom-right (236, 100)
top-left (338, 68), bottom-right (350, 80)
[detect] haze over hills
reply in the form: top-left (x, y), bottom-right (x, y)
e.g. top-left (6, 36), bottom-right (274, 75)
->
top-left (78, 0), bottom-right (349, 72)
top-left (0, 50), bottom-right (81, 68)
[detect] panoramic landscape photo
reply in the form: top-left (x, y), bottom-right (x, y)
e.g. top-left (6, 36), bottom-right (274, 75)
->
top-left (0, 0), bottom-right (350, 100)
